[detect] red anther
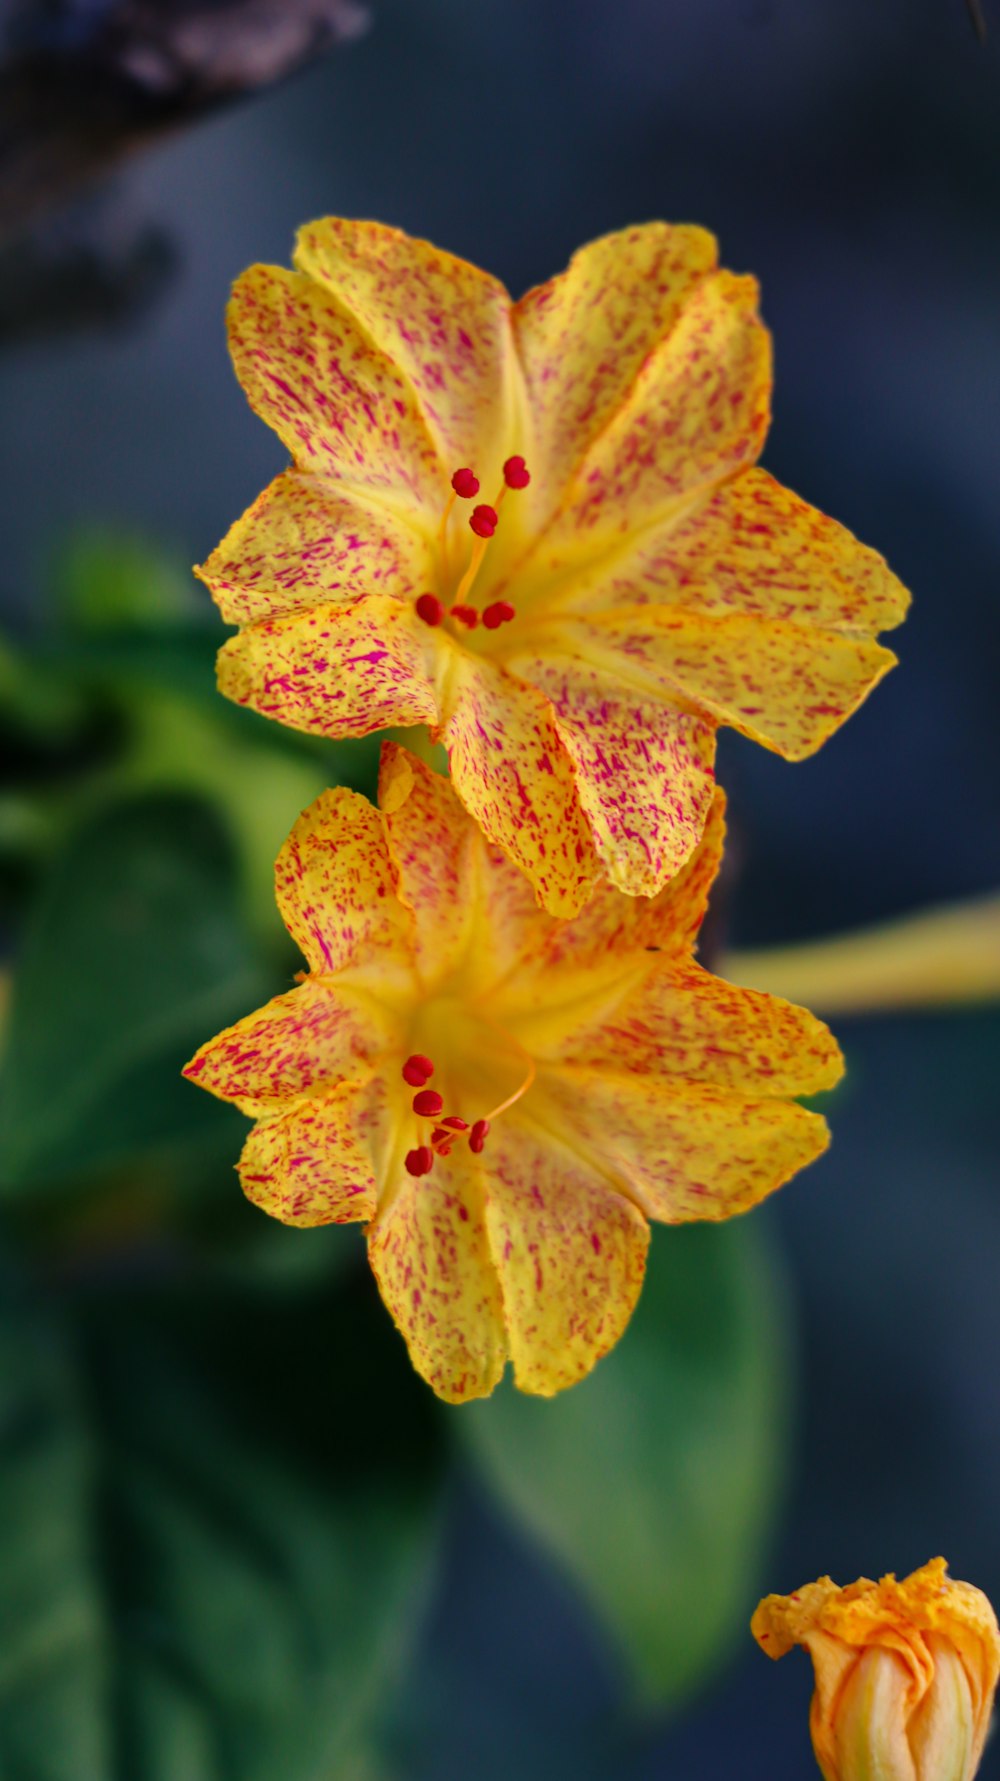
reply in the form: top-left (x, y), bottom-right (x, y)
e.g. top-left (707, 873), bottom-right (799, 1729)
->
top-left (482, 600), bottom-right (516, 630)
top-left (413, 1088), bottom-right (444, 1118)
top-left (450, 603), bottom-right (480, 629)
top-left (451, 467), bottom-right (480, 499)
top-left (469, 1119), bottom-right (490, 1154)
top-left (503, 455), bottom-right (531, 490)
top-left (415, 593), bottom-right (445, 626)
top-left (441, 1116), bottom-right (469, 1131)
top-left (469, 504), bottom-right (498, 538)
top-left (405, 1146), bottom-right (434, 1177)
top-left (402, 1054), bottom-right (435, 1087)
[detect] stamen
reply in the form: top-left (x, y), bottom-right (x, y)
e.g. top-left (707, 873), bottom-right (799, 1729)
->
top-left (482, 600), bottom-right (516, 630)
top-left (441, 1116), bottom-right (469, 1132)
top-left (402, 1054), bottom-right (435, 1087)
top-left (469, 504), bottom-right (498, 539)
top-left (484, 1054), bottom-right (536, 1123)
top-left (468, 1119), bottom-right (490, 1154)
top-left (450, 604), bottom-right (479, 629)
top-left (503, 455), bottom-right (531, 489)
top-left (415, 593), bottom-right (445, 627)
top-left (453, 536), bottom-right (490, 607)
top-left (413, 1088), bottom-right (444, 1118)
top-left (405, 1146), bottom-right (434, 1177)
top-left (439, 467), bottom-right (480, 553)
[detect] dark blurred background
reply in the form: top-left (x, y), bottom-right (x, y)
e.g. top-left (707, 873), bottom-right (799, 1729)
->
top-left (1, 2), bottom-right (999, 1776)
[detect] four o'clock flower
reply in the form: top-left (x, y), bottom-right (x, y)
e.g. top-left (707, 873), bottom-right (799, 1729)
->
top-left (753, 1559), bottom-right (1000, 1781)
top-left (198, 218), bottom-right (909, 916)
top-left (184, 743), bottom-right (842, 1403)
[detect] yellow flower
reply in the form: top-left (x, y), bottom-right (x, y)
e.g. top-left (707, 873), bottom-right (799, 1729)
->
top-left (752, 1559), bottom-right (1000, 1781)
top-left (184, 743), bottom-right (841, 1402)
top-left (198, 219), bottom-right (909, 917)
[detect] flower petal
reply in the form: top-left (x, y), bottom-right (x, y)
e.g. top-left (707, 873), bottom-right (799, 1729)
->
top-left (238, 1084), bottom-right (378, 1224)
top-left (227, 263), bottom-right (444, 511)
top-left (274, 787), bottom-right (401, 974)
top-left (378, 741), bottom-right (553, 999)
top-left (294, 218), bottom-right (519, 485)
top-left (368, 1148), bottom-right (507, 1403)
top-left (512, 222), bottom-right (719, 524)
top-left (182, 979), bottom-right (390, 1116)
top-left (570, 604), bottom-right (898, 760)
top-left (378, 741), bottom-right (478, 981)
top-left (562, 467), bottom-right (910, 633)
top-left (442, 655), bottom-right (600, 918)
top-left (513, 651), bottom-right (718, 895)
top-left (216, 594), bottom-right (440, 740)
top-left (197, 470), bottom-right (432, 627)
top-left (542, 270), bottom-right (770, 548)
top-left (485, 1123), bottom-right (649, 1396)
top-left (533, 787), bottom-right (727, 968)
top-left (534, 1069), bottom-right (830, 1223)
top-left (523, 959), bottom-right (844, 1098)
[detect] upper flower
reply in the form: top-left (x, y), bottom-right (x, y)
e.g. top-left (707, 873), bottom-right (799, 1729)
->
top-left (752, 1559), bottom-right (1000, 1781)
top-left (184, 743), bottom-right (842, 1402)
top-left (198, 218), bottom-right (909, 917)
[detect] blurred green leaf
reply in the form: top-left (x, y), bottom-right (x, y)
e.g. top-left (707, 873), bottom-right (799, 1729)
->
top-left (0, 1257), bottom-right (443, 1780)
top-left (0, 793), bottom-right (274, 1194)
top-left (53, 529), bottom-right (203, 633)
top-left (461, 1219), bottom-right (792, 1710)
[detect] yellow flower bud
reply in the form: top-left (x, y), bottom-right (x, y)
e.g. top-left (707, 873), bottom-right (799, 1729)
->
top-left (752, 1559), bottom-right (1000, 1781)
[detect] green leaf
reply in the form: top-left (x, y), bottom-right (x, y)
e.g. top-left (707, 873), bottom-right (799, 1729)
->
top-left (0, 793), bottom-right (272, 1193)
top-left (0, 1257), bottom-right (443, 1780)
top-left (461, 1219), bottom-right (792, 1709)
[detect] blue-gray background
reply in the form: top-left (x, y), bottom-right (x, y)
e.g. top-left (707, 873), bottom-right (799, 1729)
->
top-left (3, 1), bottom-right (999, 1774)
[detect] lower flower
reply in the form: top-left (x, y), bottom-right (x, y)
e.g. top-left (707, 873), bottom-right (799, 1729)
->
top-left (752, 1559), bottom-right (1000, 1781)
top-left (184, 743), bottom-right (842, 1402)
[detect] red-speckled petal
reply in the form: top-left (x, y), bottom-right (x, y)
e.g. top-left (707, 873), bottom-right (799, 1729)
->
top-left (540, 270), bottom-right (770, 549)
top-left (515, 652), bottom-right (718, 896)
top-left (216, 594), bottom-right (440, 740)
top-left (535, 1069), bottom-right (830, 1223)
top-left (442, 656), bottom-right (601, 918)
top-left (294, 218), bottom-right (519, 489)
top-left (512, 222), bottom-right (719, 527)
top-left (238, 1083), bottom-right (378, 1225)
top-left (521, 959), bottom-right (844, 1098)
top-left (182, 979), bottom-right (391, 1116)
top-left (562, 467), bottom-right (911, 633)
top-left (484, 1124), bottom-right (649, 1396)
top-left (378, 742), bottom-right (478, 980)
top-left (368, 1148), bottom-right (507, 1403)
top-left (274, 787), bottom-right (403, 974)
top-left (227, 264), bottom-right (444, 511)
top-left (197, 470), bottom-right (432, 626)
top-left (571, 604), bottom-right (898, 760)
top-left (537, 787), bottom-right (727, 968)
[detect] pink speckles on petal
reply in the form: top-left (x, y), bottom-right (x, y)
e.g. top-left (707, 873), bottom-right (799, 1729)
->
top-left (520, 653), bottom-right (718, 896)
top-left (442, 655), bottom-right (601, 918)
top-left (368, 1147), bottom-right (507, 1403)
top-left (238, 1083), bottom-right (378, 1224)
top-left (216, 595), bottom-right (439, 741)
top-left (273, 787), bottom-right (400, 975)
top-left (294, 218), bottom-right (518, 483)
top-left (227, 263), bottom-right (444, 510)
top-left (484, 1125), bottom-right (649, 1397)
top-left (197, 470), bottom-right (432, 627)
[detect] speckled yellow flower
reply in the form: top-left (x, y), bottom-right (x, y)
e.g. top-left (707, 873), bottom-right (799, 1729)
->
top-left (198, 219), bottom-right (909, 917)
top-left (184, 743), bottom-right (841, 1401)
top-left (753, 1559), bottom-right (1000, 1781)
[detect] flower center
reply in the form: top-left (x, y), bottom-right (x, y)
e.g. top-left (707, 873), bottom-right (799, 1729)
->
top-left (400, 1032), bottom-right (536, 1178)
top-left (414, 458), bottom-right (531, 638)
